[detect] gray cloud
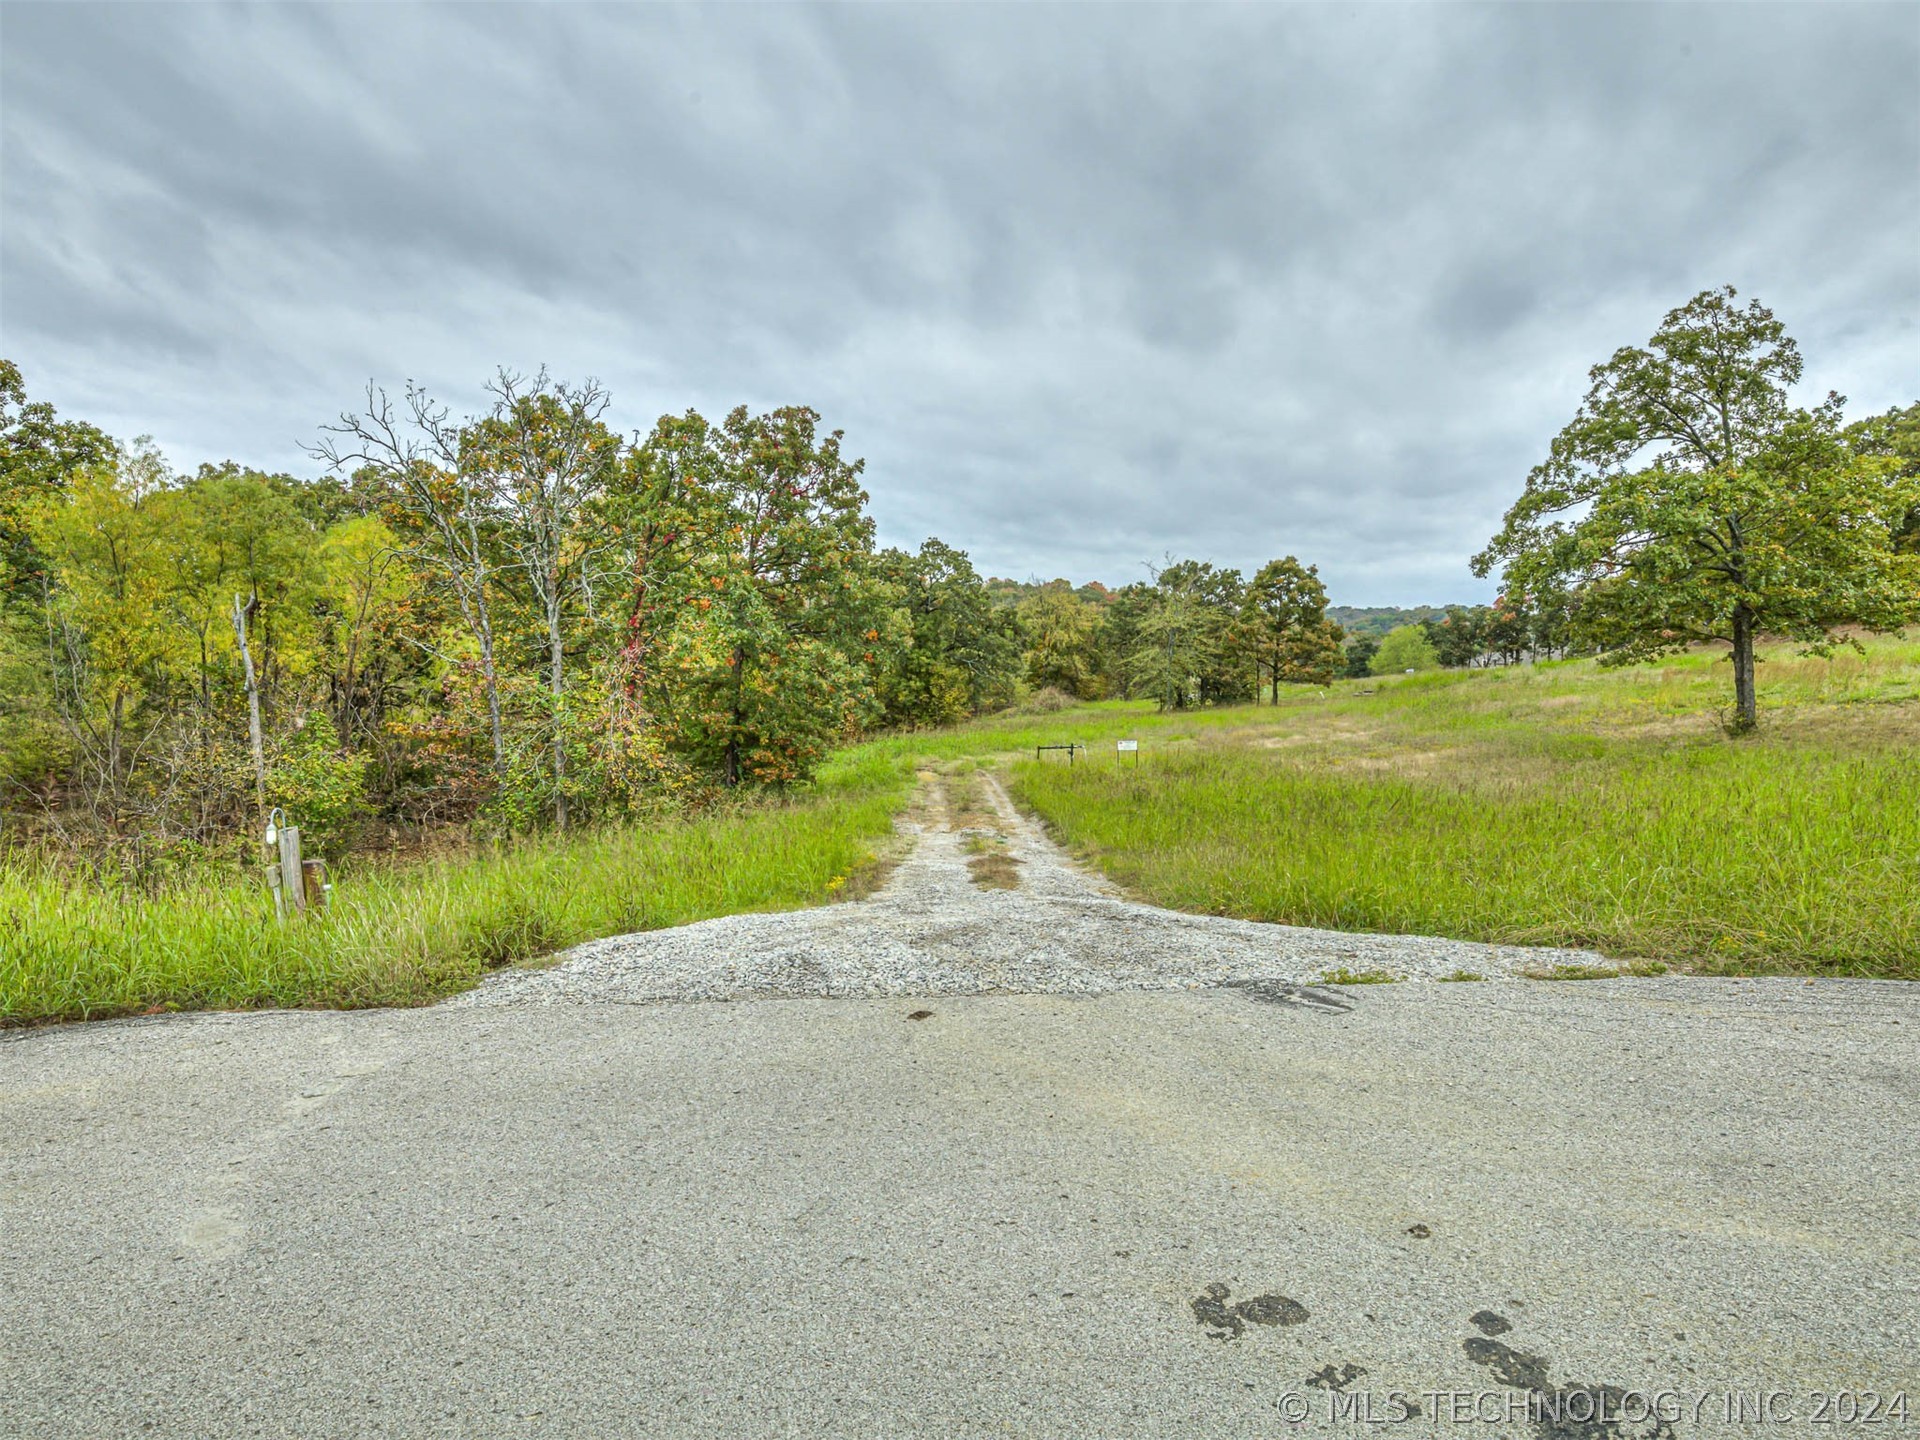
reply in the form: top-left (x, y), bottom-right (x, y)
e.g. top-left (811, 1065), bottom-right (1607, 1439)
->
top-left (4, 2), bottom-right (1915, 604)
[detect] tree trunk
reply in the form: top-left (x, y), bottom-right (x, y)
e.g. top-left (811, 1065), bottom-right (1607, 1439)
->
top-left (1730, 604), bottom-right (1757, 733)
top-left (472, 595), bottom-right (507, 776)
top-left (462, 514), bottom-right (508, 777)
top-left (724, 644), bottom-right (745, 786)
top-left (548, 591), bottom-right (567, 833)
top-left (232, 594), bottom-right (267, 813)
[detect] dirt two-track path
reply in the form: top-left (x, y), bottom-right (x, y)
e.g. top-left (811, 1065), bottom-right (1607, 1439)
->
top-left (4, 777), bottom-right (1916, 1437)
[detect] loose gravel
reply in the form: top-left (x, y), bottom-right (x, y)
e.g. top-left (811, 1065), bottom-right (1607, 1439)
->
top-left (459, 774), bottom-right (1604, 1008)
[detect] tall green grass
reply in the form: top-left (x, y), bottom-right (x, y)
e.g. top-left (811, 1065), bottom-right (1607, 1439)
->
top-left (998, 637), bottom-right (1920, 977)
top-left (1, 748), bottom-right (913, 1024)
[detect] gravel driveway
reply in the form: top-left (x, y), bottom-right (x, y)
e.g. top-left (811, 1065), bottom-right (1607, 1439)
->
top-left (4, 777), bottom-right (1916, 1438)
top-left (461, 774), bottom-right (1600, 1008)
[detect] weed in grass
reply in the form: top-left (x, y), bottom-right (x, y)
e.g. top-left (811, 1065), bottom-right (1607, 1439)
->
top-left (1321, 968), bottom-right (1399, 985)
top-left (944, 771), bottom-right (1000, 833)
top-left (962, 825), bottom-right (1022, 889)
top-left (1439, 970), bottom-right (1486, 982)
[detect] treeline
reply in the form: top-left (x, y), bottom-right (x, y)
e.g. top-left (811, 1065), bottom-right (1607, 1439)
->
top-left (982, 558), bottom-right (1343, 708)
top-left (0, 361), bottom-right (1419, 874)
top-left (984, 568), bottom-right (1575, 699)
top-left (2, 365), bottom-right (1047, 870)
top-left (1326, 605), bottom-right (1444, 639)
top-left (1345, 595), bottom-right (1575, 678)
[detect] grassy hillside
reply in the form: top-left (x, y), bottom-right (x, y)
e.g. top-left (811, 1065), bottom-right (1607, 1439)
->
top-left (974, 636), bottom-right (1919, 977)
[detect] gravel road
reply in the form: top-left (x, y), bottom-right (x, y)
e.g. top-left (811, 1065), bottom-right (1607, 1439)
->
top-left (460, 774), bottom-right (1602, 1007)
top-left (4, 779), bottom-right (1916, 1438)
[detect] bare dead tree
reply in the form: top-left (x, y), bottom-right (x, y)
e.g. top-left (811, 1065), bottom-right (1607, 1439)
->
top-left (465, 369), bottom-right (617, 832)
top-left (313, 384), bottom-right (508, 776)
top-left (230, 591), bottom-right (267, 813)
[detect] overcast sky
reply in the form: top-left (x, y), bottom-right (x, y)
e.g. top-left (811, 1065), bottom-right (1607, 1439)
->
top-left (4, 3), bottom-right (1915, 605)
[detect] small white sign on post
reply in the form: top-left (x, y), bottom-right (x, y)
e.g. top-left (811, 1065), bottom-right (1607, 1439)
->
top-left (1117, 739), bottom-right (1138, 753)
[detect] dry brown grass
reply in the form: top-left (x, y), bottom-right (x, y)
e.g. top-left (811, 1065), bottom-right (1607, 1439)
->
top-left (936, 768), bottom-right (1023, 890)
top-left (965, 850), bottom-right (1023, 889)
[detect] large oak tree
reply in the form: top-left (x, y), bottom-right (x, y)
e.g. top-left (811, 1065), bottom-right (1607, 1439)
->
top-left (1475, 287), bottom-right (1920, 731)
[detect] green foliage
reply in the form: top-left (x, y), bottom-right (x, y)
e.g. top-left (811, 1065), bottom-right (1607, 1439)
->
top-left (874, 538), bottom-right (1023, 726)
top-left (1564, 415), bottom-right (1916, 660)
top-left (1127, 587), bottom-right (1216, 711)
top-left (1327, 605), bottom-right (1445, 639)
top-left (1477, 287), bottom-right (1920, 730)
top-left (1342, 634), bottom-right (1379, 678)
top-left (0, 359), bottom-right (115, 601)
top-left (6, 358), bottom-right (1003, 869)
top-left (1423, 605), bottom-right (1485, 668)
top-left (1019, 582), bottom-right (1105, 699)
top-left (641, 405), bottom-right (896, 785)
top-left (1846, 400), bottom-right (1920, 554)
top-left (1242, 556), bottom-right (1343, 691)
top-left (1369, 624), bottom-right (1440, 674)
top-left (267, 711), bottom-right (368, 856)
top-left (1156, 560), bottom-right (1249, 703)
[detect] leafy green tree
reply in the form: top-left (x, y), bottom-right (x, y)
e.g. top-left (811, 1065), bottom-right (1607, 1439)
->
top-left (1423, 605), bottom-right (1485, 668)
top-left (0, 360), bottom-right (115, 603)
top-left (1476, 287), bottom-right (1920, 730)
top-left (317, 384), bottom-right (516, 777)
top-left (315, 515), bottom-right (410, 748)
top-left (267, 710), bottom-right (368, 856)
top-left (0, 367), bottom-right (116, 807)
top-left (1482, 599), bottom-right (1531, 666)
top-left (1521, 581), bottom-right (1576, 660)
top-left (1342, 634), bottom-right (1379, 678)
top-left (459, 371), bottom-right (621, 830)
top-left (1092, 582), bottom-right (1155, 698)
top-left (597, 410), bottom-right (723, 722)
top-left (1846, 401), bottom-right (1920, 554)
top-left (652, 406), bottom-right (895, 785)
top-left (875, 538), bottom-right (1023, 726)
top-left (1369, 624), bottom-right (1440, 675)
top-left (1127, 587), bottom-right (1215, 710)
top-left (159, 467), bottom-right (321, 720)
top-left (30, 446), bottom-right (184, 821)
top-left (1157, 560), bottom-right (1249, 703)
top-left (1020, 582), bottom-right (1103, 699)
top-left (1274, 613), bottom-right (1345, 686)
top-left (1241, 557), bottom-right (1342, 694)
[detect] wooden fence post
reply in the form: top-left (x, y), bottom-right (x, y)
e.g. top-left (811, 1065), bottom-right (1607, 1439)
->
top-left (278, 825), bottom-right (306, 916)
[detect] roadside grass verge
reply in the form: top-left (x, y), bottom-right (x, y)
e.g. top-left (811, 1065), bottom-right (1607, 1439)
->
top-left (989, 637), bottom-right (1919, 978)
top-left (0, 749), bottom-right (914, 1025)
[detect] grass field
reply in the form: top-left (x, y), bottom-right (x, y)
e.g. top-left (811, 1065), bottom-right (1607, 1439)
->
top-left (0, 747), bottom-right (913, 1025)
top-left (7, 635), bottom-right (1915, 1023)
top-left (980, 636), bottom-right (1920, 978)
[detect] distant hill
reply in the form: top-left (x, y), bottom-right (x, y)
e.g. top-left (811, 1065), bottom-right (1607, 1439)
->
top-left (1328, 605), bottom-right (1448, 638)
top-left (984, 577), bottom-right (1118, 608)
top-left (985, 584), bottom-right (1453, 634)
